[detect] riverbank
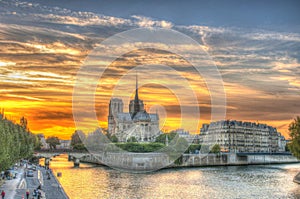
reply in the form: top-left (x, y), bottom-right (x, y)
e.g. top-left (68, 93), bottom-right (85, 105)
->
top-left (176, 153), bottom-right (299, 167)
top-left (39, 167), bottom-right (69, 199)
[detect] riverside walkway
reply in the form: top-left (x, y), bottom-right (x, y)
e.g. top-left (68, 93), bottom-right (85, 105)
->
top-left (38, 168), bottom-right (69, 199)
top-left (1, 164), bottom-right (68, 199)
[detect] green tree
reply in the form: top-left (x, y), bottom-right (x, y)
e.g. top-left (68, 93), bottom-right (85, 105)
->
top-left (0, 116), bottom-right (36, 171)
top-left (174, 137), bottom-right (189, 152)
top-left (155, 132), bottom-right (177, 144)
top-left (110, 135), bottom-right (119, 143)
top-left (71, 130), bottom-right (86, 146)
top-left (174, 155), bottom-right (183, 165)
top-left (185, 144), bottom-right (201, 154)
top-left (127, 136), bottom-right (138, 142)
top-left (285, 143), bottom-right (291, 152)
top-left (72, 143), bottom-right (87, 151)
top-left (33, 135), bottom-right (42, 150)
top-left (115, 142), bottom-right (164, 152)
top-left (20, 116), bottom-right (28, 130)
top-left (46, 136), bottom-right (60, 150)
top-left (211, 144), bottom-right (221, 154)
top-left (289, 116), bottom-right (300, 159)
top-left (84, 128), bottom-right (113, 152)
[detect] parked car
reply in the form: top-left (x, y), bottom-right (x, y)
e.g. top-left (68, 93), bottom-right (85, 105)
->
top-left (4, 170), bottom-right (17, 180)
top-left (27, 170), bottom-right (34, 177)
top-left (29, 165), bottom-right (37, 171)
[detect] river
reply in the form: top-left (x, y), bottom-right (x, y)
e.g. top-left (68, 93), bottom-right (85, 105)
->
top-left (44, 154), bottom-right (300, 199)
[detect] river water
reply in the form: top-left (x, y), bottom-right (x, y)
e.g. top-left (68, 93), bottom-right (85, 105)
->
top-left (45, 154), bottom-right (300, 199)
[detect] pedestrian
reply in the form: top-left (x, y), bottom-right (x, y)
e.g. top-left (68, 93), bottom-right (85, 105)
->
top-left (37, 190), bottom-right (41, 199)
top-left (1, 190), bottom-right (5, 199)
top-left (26, 189), bottom-right (30, 199)
top-left (33, 189), bottom-right (37, 197)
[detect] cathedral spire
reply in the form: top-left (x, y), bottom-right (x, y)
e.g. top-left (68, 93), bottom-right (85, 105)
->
top-left (133, 72), bottom-right (142, 115)
top-left (134, 72), bottom-right (139, 102)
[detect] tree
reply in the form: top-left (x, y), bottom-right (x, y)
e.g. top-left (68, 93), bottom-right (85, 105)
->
top-left (71, 130), bottom-right (86, 146)
top-left (20, 116), bottom-right (28, 130)
top-left (34, 136), bottom-right (42, 150)
top-left (0, 117), bottom-right (37, 171)
top-left (185, 144), bottom-right (202, 154)
top-left (115, 142), bottom-right (164, 152)
top-left (155, 132), bottom-right (178, 144)
top-left (285, 143), bottom-right (291, 152)
top-left (46, 136), bottom-right (60, 150)
top-left (110, 135), bottom-right (119, 143)
top-left (211, 144), bottom-right (221, 155)
top-left (289, 116), bottom-right (300, 159)
top-left (174, 137), bottom-right (189, 152)
top-left (72, 143), bottom-right (87, 151)
top-left (127, 136), bottom-right (137, 142)
top-left (84, 128), bottom-right (115, 152)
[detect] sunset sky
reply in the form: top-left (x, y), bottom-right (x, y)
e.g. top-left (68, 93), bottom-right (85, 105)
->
top-left (0, 0), bottom-right (300, 139)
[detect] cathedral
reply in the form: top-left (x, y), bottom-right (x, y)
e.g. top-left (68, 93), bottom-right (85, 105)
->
top-left (107, 77), bottom-right (161, 142)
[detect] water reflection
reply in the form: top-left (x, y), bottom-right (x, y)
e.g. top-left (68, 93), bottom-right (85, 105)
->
top-left (44, 154), bottom-right (300, 199)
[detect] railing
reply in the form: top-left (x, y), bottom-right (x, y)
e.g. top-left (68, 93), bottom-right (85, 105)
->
top-left (236, 152), bottom-right (292, 156)
top-left (35, 149), bottom-right (87, 153)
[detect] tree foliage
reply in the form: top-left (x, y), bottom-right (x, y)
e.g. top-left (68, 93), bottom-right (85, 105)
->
top-left (71, 130), bottom-right (86, 146)
top-left (159, 136), bottom-right (189, 163)
top-left (72, 143), bottom-right (87, 151)
top-left (110, 135), bottom-right (119, 143)
top-left (20, 116), bottom-right (28, 130)
top-left (289, 116), bottom-right (300, 159)
top-left (115, 142), bottom-right (165, 152)
top-left (155, 132), bottom-right (178, 144)
top-left (46, 136), bottom-right (60, 150)
top-left (174, 137), bottom-right (189, 152)
top-left (0, 116), bottom-right (39, 171)
top-left (83, 128), bottom-right (110, 152)
top-left (127, 136), bottom-right (138, 142)
top-left (185, 144), bottom-right (202, 154)
top-left (211, 144), bottom-right (221, 154)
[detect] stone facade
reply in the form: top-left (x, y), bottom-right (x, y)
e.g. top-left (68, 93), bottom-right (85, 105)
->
top-left (199, 120), bottom-right (286, 153)
top-left (108, 77), bottom-right (161, 142)
top-left (175, 129), bottom-right (199, 143)
top-left (37, 133), bottom-right (50, 149)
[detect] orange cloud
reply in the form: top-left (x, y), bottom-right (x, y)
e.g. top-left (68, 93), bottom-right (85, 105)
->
top-left (0, 3), bottom-right (299, 141)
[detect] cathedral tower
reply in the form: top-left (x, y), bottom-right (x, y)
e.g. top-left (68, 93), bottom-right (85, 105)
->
top-left (108, 98), bottom-right (123, 134)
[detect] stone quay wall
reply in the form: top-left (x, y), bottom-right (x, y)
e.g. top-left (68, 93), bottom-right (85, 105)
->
top-left (80, 152), bottom-right (299, 170)
top-left (81, 152), bottom-right (170, 171)
top-left (176, 153), bottom-right (299, 167)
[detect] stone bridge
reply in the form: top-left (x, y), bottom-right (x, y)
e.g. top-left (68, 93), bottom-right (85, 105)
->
top-left (34, 150), bottom-right (90, 167)
top-left (34, 150), bottom-right (170, 171)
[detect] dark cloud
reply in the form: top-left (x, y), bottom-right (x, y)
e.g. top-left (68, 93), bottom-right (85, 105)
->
top-left (33, 111), bottom-right (73, 120)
